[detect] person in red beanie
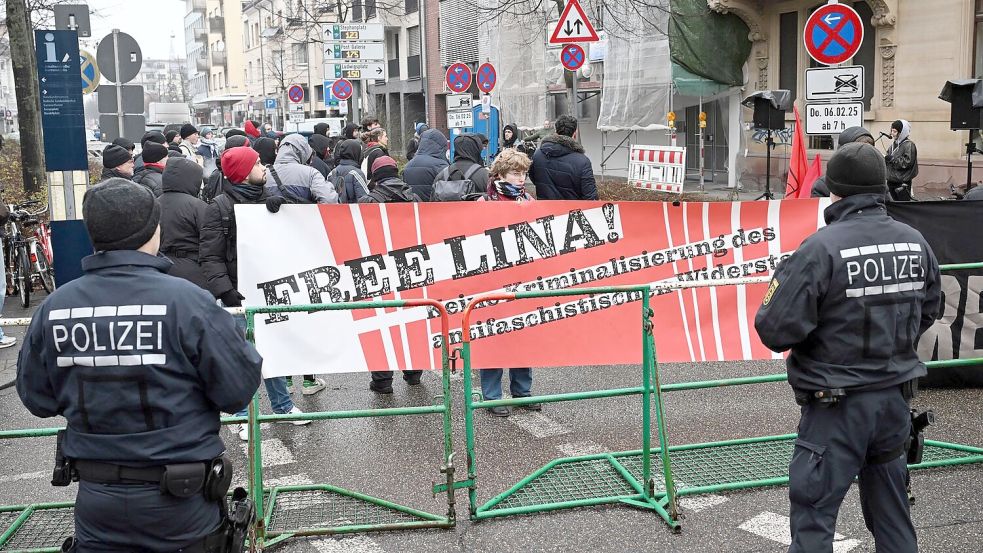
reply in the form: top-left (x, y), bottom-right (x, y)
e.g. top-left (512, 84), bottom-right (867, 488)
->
top-left (199, 146), bottom-right (311, 440)
top-left (244, 120), bottom-right (262, 140)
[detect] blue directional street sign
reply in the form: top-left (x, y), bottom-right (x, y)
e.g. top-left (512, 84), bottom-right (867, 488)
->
top-left (322, 80), bottom-right (340, 107)
top-left (265, 98), bottom-right (278, 110)
top-left (35, 30), bottom-right (86, 172)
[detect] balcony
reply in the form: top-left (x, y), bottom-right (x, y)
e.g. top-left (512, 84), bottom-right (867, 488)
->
top-left (286, 16), bottom-right (303, 28)
top-left (191, 0), bottom-right (206, 14)
top-left (407, 55), bottom-right (420, 79)
top-left (211, 50), bottom-right (227, 66)
top-left (208, 16), bottom-right (225, 33)
top-left (387, 58), bottom-right (399, 79)
top-left (196, 57), bottom-right (208, 72)
top-left (405, 0), bottom-right (418, 14)
top-left (193, 27), bottom-right (207, 42)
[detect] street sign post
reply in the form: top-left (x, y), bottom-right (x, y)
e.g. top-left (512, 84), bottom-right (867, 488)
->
top-left (288, 102), bottom-right (305, 123)
top-left (265, 98), bottom-right (278, 112)
top-left (80, 49), bottom-right (99, 94)
top-left (805, 102), bottom-right (864, 135)
top-left (446, 93), bottom-right (472, 111)
top-left (805, 65), bottom-right (865, 101)
top-left (35, 30), bottom-right (87, 171)
top-left (549, 0), bottom-right (600, 44)
top-left (476, 63), bottom-right (497, 94)
top-left (324, 42), bottom-right (385, 61)
top-left (448, 110), bottom-right (474, 129)
top-left (97, 29), bottom-right (143, 143)
top-left (804, 1), bottom-right (864, 66)
top-left (288, 84), bottom-right (305, 103)
top-left (445, 63), bottom-right (472, 93)
top-left (327, 23), bottom-right (385, 42)
top-left (560, 44), bottom-right (586, 71)
top-left (324, 62), bottom-right (386, 80)
top-left (97, 84), bottom-right (143, 113)
top-left (53, 4), bottom-right (91, 37)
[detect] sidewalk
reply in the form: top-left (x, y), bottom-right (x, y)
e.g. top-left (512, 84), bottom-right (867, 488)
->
top-left (0, 291), bottom-right (44, 390)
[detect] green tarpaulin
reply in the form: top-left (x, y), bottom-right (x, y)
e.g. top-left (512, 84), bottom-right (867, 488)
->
top-left (669, 0), bottom-right (752, 90)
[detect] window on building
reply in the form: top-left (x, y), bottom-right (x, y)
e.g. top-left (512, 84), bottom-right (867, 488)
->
top-left (293, 43), bottom-right (308, 66)
top-left (352, 0), bottom-right (362, 22)
top-left (406, 0), bottom-right (418, 15)
top-left (407, 26), bottom-right (422, 78)
top-left (366, 0), bottom-right (377, 20)
top-left (975, 0), bottom-right (983, 77)
top-left (778, 12), bottom-right (798, 103)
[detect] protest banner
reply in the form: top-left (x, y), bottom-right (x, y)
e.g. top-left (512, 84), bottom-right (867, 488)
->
top-left (237, 200), bottom-right (830, 377)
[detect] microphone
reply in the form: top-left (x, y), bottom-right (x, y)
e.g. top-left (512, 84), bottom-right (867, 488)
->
top-left (879, 132), bottom-right (892, 139)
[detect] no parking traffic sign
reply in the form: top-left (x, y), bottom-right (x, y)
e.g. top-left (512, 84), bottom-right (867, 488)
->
top-left (476, 63), bottom-right (496, 94)
top-left (331, 78), bottom-right (353, 101)
top-left (804, 1), bottom-right (864, 66)
top-left (560, 44), bottom-right (586, 71)
top-left (445, 62), bottom-right (472, 93)
top-left (288, 84), bottom-right (305, 103)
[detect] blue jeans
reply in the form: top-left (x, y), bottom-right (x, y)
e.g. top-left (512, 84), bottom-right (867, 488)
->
top-left (234, 315), bottom-right (294, 416)
top-left (479, 368), bottom-right (532, 400)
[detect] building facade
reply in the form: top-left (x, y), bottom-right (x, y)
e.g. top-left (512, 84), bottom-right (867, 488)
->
top-left (710, 0), bottom-right (983, 194)
top-left (136, 58), bottom-right (189, 106)
top-left (184, 0), bottom-right (247, 126)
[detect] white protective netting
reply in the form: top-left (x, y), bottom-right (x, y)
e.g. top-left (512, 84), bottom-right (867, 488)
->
top-left (596, 0), bottom-right (672, 131)
top-left (476, 0), bottom-right (556, 129)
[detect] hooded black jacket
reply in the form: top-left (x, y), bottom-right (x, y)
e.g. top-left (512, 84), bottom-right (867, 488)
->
top-left (499, 124), bottom-right (520, 154)
top-left (328, 140), bottom-right (369, 203)
top-left (529, 134), bottom-right (597, 200)
top-left (444, 134), bottom-right (489, 192)
top-left (402, 129), bottom-right (448, 201)
top-left (160, 158), bottom-right (209, 289)
top-left (253, 137), bottom-right (278, 166)
top-left (309, 134), bottom-right (334, 178)
top-left (132, 164), bottom-right (164, 197)
top-left (358, 177), bottom-right (421, 204)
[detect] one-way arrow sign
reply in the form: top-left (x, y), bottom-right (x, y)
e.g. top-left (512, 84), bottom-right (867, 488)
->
top-left (549, 0), bottom-right (599, 44)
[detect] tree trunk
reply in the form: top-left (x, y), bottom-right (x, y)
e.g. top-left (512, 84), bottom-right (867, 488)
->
top-left (7, 0), bottom-right (46, 195)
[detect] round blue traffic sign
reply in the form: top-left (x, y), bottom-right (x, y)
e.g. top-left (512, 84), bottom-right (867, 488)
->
top-left (445, 63), bottom-right (472, 93)
top-left (804, 3), bottom-right (864, 66)
top-left (332, 78), bottom-right (353, 101)
top-left (476, 63), bottom-right (497, 94)
top-left (288, 84), bottom-right (305, 103)
top-left (560, 44), bottom-right (586, 71)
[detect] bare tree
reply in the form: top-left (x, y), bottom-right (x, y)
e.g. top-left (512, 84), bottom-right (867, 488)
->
top-left (5, 0), bottom-right (45, 194)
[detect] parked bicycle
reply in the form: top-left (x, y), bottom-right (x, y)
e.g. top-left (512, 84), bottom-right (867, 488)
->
top-left (4, 200), bottom-right (54, 308)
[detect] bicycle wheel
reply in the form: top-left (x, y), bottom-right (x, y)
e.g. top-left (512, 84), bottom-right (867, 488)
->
top-left (36, 247), bottom-right (55, 293)
top-left (17, 246), bottom-right (30, 308)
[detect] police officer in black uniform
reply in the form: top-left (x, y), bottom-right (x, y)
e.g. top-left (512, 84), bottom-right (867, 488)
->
top-left (16, 179), bottom-right (263, 552)
top-left (755, 143), bottom-right (941, 553)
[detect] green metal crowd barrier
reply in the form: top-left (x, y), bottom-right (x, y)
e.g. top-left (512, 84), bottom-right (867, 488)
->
top-left (0, 299), bottom-right (458, 552)
top-left (452, 265), bottom-right (983, 531)
top-left (3, 263), bottom-right (983, 548)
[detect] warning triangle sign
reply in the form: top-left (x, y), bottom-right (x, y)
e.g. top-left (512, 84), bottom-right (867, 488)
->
top-left (549, 0), bottom-right (600, 44)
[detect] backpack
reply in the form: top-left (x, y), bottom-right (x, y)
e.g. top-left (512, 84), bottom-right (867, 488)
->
top-left (360, 144), bottom-right (384, 176)
top-left (432, 163), bottom-right (485, 202)
top-left (328, 166), bottom-right (369, 204)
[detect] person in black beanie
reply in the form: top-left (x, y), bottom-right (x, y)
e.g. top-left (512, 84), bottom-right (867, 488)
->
top-left (313, 122), bottom-right (330, 137)
top-left (112, 137), bottom-right (135, 153)
top-left (178, 124), bottom-right (202, 164)
top-left (134, 131), bottom-right (167, 172)
top-left (100, 144), bottom-right (134, 180)
top-left (132, 142), bottom-right (169, 197)
top-left (16, 176), bottom-right (262, 551)
top-left (755, 141), bottom-right (940, 553)
top-left (252, 136), bottom-right (277, 166)
top-left (225, 128), bottom-right (248, 141)
top-left (308, 134), bottom-right (333, 177)
top-left (165, 130), bottom-right (183, 154)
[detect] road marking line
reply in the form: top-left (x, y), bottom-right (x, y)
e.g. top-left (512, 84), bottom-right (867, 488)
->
top-left (679, 494), bottom-right (729, 512)
top-left (508, 411), bottom-right (571, 438)
top-left (312, 535), bottom-right (386, 553)
top-left (557, 441), bottom-right (606, 457)
top-left (0, 470), bottom-right (45, 484)
top-left (238, 437), bottom-right (296, 467)
top-left (739, 511), bottom-right (859, 551)
top-left (264, 473), bottom-right (315, 487)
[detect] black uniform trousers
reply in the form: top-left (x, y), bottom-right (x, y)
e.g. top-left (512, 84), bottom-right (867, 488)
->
top-left (789, 386), bottom-right (916, 553)
top-left (73, 481), bottom-right (222, 552)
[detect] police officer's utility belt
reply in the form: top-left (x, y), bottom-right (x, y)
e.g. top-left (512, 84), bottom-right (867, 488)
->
top-left (794, 379), bottom-right (919, 407)
top-left (68, 455), bottom-right (232, 501)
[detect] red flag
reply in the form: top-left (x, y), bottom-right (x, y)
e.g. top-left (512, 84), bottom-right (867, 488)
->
top-left (796, 155), bottom-right (823, 198)
top-left (785, 105), bottom-right (810, 198)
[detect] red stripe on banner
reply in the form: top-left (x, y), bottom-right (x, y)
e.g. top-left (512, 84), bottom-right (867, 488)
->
top-left (706, 202), bottom-right (740, 361)
top-left (736, 201), bottom-right (774, 360)
top-left (318, 206), bottom-right (375, 322)
top-left (359, 330), bottom-right (391, 371)
top-left (389, 325), bottom-right (406, 371)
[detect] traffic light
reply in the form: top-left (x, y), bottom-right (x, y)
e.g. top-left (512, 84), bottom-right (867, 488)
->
top-left (699, 111), bottom-right (707, 129)
top-left (667, 111), bottom-right (676, 129)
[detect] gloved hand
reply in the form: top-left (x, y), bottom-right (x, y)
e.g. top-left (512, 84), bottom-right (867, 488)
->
top-left (220, 290), bottom-right (245, 307)
top-left (266, 196), bottom-right (286, 213)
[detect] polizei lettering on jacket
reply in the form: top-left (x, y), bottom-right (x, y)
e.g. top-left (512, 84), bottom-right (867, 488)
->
top-left (48, 305), bottom-right (168, 367)
top-left (256, 205), bottom-right (623, 323)
top-left (841, 242), bottom-right (926, 297)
